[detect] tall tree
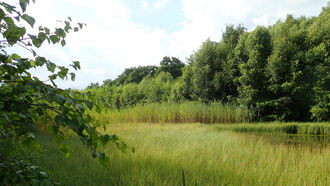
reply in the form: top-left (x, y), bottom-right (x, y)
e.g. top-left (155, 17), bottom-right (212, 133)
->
top-left (309, 4), bottom-right (330, 121)
top-left (214, 25), bottom-right (246, 101)
top-left (238, 26), bottom-right (272, 120)
top-left (267, 15), bottom-right (314, 121)
top-left (190, 39), bottom-right (218, 101)
top-left (157, 56), bottom-right (185, 79)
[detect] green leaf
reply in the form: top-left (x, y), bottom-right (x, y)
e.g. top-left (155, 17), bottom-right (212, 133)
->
top-left (72, 61), bottom-right (80, 70)
top-left (0, 7), bottom-right (5, 19)
top-left (31, 49), bottom-right (37, 57)
top-left (35, 57), bottom-right (47, 66)
top-left (11, 53), bottom-right (21, 60)
top-left (100, 134), bottom-right (110, 145)
top-left (74, 27), bottom-right (79, 32)
top-left (55, 28), bottom-right (66, 38)
top-left (44, 27), bottom-right (50, 34)
top-left (18, 27), bottom-right (27, 36)
top-left (22, 14), bottom-right (35, 27)
top-left (32, 38), bottom-right (43, 48)
top-left (1, 3), bottom-right (15, 13)
top-left (19, 0), bottom-right (29, 12)
top-left (70, 72), bottom-right (75, 81)
top-left (49, 74), bottom-right (57, 80)
top-left (3, 26), bottom-right (26, 44)
top-left (78, 23), bottom-right (84, 29)
top-left (61, 39), bottom-right (66, 47)
top-left (4, 17), bottom-right (14, 25)
top-left (38, 32), bottom-right (47, 42)
top-left (110, 135), bottom-right (119, 141)
top-left (58, 67), bottom-right (69, 79)
top-left (49, 35), bottom-right (60, 44)
top-left (46, 62), bottom-right (56, 73)
top-left (54, 94), bottom-right (66, 105)
top-left (30, 60), bottom-right (36, 66)
top-left (28, 34), bottom-right (36, 39)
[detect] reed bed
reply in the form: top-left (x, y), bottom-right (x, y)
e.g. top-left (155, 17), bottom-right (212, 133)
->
top-left (91, 101), bottom-right (252, 124)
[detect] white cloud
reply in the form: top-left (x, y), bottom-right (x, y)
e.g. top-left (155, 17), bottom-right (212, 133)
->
top-left (142, 0), bottom-right (149, 9)
top-left (153, 0), bottom-right (170, 9)
top-left (16, 0), bottom-right (173, 88)
top-left (4, 0), bottom-right (328, 89)
top-left (166, 0), bottom-right (328, 62)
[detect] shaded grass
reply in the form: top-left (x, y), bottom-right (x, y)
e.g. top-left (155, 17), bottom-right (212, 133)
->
top-left (241, 133), bottom-right (330, 149)
top-left (90, 101), bottom-right (252, 124)
top-left (215, 122), bottom-right (330, 136)
top-left (36, 123), bottom-right (330, 186)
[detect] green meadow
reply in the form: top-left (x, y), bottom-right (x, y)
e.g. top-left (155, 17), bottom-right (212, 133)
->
top-left (36, 122), bottom-right (330, 186)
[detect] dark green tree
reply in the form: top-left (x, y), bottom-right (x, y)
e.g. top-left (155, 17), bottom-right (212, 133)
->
top-left (267, 15), bottom-right (314, 121)
top-left (170, 66), bottom-right (194, 101)
top-left (309, 4), bottom-right (330, 121)
top-left (238, 26), bottom-right (272, 120)
top-left (190, 39), bottom-right (218, 101)
top-left (112, 65), bottom-right (158, 86)
top-left (157, 56), bottom-right (185, 79)
top-left (214, 25), bottom-right (246, 101)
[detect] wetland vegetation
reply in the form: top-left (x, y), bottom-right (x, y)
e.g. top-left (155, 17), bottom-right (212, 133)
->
top-left (1, 1), bottom-right (330, 186)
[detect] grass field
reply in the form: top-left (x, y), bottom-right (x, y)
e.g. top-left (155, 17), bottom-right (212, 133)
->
top-left (36, 123), bottom-right (330, 186)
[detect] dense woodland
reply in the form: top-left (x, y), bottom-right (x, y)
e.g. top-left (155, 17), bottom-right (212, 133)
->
top-left (87, 4), bottom-right (330, 122)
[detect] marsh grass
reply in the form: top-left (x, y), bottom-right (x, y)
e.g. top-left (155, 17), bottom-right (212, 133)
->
top-left (36, 123), bottom-right (330, 186)
top-left (91, 101), bottom-right (252, 124)
top-left (242, 133), bottom-right (330, 149)
top-left (215, 122), bottom-right (330, 136)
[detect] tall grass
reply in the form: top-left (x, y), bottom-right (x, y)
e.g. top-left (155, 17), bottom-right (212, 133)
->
top-left (216, 122), bottom-right (330, 136)
top-left (36, 123), bottom-right (330, 186)
top-left (91, 101), bottom-right (252, 124)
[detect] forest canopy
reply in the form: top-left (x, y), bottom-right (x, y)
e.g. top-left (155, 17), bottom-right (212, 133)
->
top-left (88, 4), bottom-right (330, 122)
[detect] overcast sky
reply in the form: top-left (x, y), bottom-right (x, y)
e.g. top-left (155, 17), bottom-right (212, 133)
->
top-left (8, 0), bottom-right (329, 89)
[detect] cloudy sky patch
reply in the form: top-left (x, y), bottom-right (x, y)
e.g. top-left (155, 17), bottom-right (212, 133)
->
top-left (5, 0), bottom-right (329, 89)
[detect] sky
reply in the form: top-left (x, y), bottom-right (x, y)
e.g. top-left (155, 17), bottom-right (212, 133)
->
top-left (6, 0), bottom-right (330, 89)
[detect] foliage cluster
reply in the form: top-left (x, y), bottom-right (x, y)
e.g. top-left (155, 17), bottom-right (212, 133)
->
top-left (91, 56), bottom-right (185, 88)
top-left (0, 1), bottom-right (125, 184)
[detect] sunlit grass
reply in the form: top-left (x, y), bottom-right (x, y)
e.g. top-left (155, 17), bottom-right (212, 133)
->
top-left (36, 123), bottom-right (330, 186)
top-left (90, 101), bottom-right (252, 124)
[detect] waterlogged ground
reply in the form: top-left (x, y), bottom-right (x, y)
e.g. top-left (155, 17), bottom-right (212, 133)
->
top-left (37, 123), bottom-right (330, 186)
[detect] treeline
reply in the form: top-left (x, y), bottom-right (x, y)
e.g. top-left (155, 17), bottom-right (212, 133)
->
top-left (87, 4), bottom-right (330, 122)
